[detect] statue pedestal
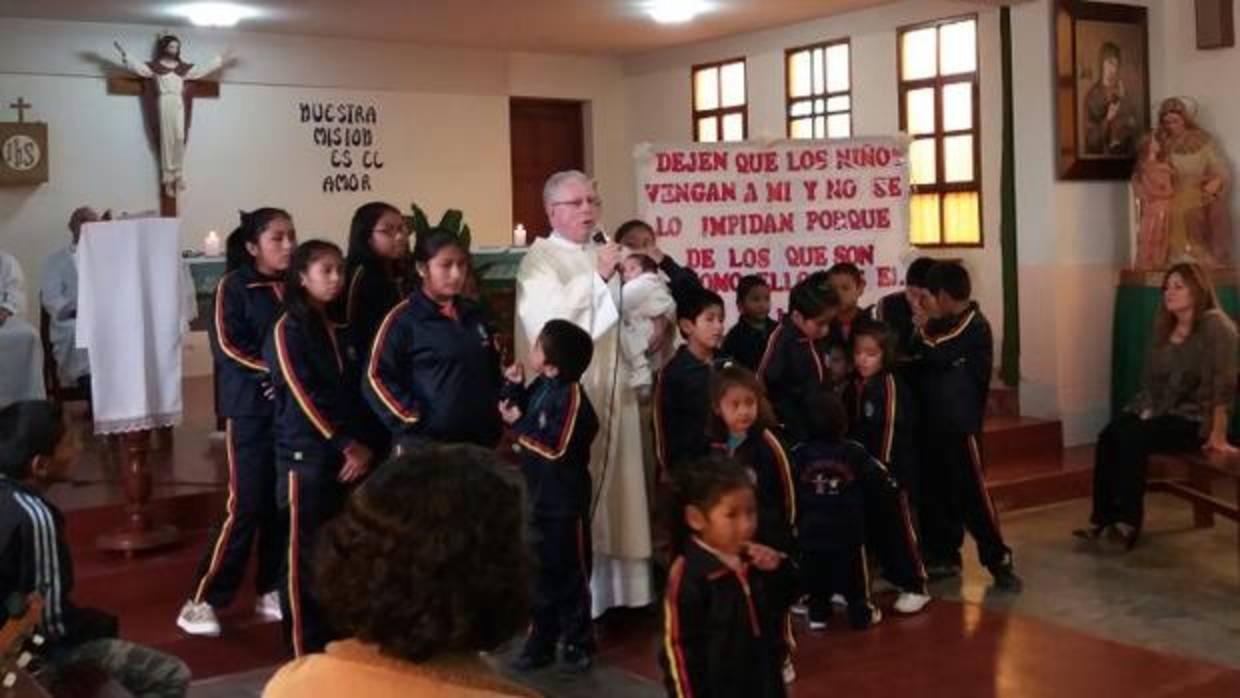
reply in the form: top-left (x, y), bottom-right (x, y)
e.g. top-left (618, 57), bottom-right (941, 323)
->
top-left (1111, 268), bottom-right (1240, 434)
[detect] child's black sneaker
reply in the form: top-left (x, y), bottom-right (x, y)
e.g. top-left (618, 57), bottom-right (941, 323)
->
top-left (989, 564), bottom-right (1024, 592)
top-left (559, 644), bottom-right (594, 674)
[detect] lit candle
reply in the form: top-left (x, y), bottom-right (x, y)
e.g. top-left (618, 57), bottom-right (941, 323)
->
top-left (513, 223), bottom-right (527, 247)
top-left (204, 230), bottom-right (221, 256)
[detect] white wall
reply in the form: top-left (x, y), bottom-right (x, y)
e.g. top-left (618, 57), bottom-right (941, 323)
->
top-left (622, 0), bottom-right (1225, 445)
top-left (622, 0), bottom-right (1008, 353)
top-left (0, 19), bottom-right (631, 322)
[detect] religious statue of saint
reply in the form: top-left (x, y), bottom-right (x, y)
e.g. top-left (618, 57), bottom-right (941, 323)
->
top-left (113, 35), bottom-right (227, 198)
top-left (1133, 97), bottom-right (1232, 269)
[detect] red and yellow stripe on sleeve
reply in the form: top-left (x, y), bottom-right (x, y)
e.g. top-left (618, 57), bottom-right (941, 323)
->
top-left (273, 315), bottom-right (335, 441)
top-left (763, 429), bottom-right (797, 526)
top-left (366, 301), bottom-right (419, 424)
top-left (881, 374), bottom-right (898, 463)
top-left (662, 557), bottom-right (695, 698)
top-left (518, 384), bottom-right (582, 460)
top-left (214, 273), bottom-right (267, 371)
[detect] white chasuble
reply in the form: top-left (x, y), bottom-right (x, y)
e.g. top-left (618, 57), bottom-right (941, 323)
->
top-left (515, 234), bottom-right (653, 615)
top-left (0, 251), bottom-right (46, 406)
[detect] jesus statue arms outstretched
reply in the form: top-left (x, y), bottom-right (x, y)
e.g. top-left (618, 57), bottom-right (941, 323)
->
top-left (114, 35), bottom-right (225, 197)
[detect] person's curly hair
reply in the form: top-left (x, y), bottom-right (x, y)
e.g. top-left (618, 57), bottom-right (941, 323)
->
top-left (315, 444), bottom-right (530, 662)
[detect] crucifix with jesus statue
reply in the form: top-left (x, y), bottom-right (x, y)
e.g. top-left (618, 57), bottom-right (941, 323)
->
top-left (87, 34), bottom-right (229, 556)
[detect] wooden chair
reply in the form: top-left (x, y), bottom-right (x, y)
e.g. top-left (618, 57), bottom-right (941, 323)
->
top-left (39, 307), bottom-right (89, 404)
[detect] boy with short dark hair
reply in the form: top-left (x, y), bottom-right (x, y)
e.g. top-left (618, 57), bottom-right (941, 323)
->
top-left (758, 280), bottom-right (839, 443)
top-left (873, 257), bottom-right (936, 363)
top-left (0, 400), bottom-right (191, 698)
top-left (911, 262), bottom-right (1022, 591)
top-left (499, 319), bottom-right (600, 673)
top-left (653, 287), bottom-right (728, 476)
top-left (722, 275), bottom-right (777, 372)
top-left (824, 263), bottom-right (869, 360)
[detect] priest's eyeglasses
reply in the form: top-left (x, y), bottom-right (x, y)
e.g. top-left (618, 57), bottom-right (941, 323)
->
top-left (550, 196), bottom-right (603, 209)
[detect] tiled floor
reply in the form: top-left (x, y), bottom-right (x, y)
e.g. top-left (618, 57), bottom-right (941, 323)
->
top-left (187, 494), bottom-right (1240, 697)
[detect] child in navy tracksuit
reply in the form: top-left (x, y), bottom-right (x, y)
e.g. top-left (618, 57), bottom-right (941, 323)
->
top-left (180, 208), bottom-right (294, 638)
top-left (334, 202), bottom-right (411, 358)
top-left (722, 275), bottom-right (778, 373)
top-left (824, 263), bottom-right (872, 365)
top-left (794, 388), bottom-right (905, 631)
top-left (843, 321), bottom-right (930, 614)
top-left (364, 229), bottom-right (504, 451)
top-left (660, 456), bottom-right (797, 698)
top-left (871, 256), bottom-right (937, 365)
top-left (265, 240), bottom-right (381, 656)
top-left (708, 365), bottom-right (797, 556)
top-left (653, 288), bottom-right (727, 477)
top-left (758, 279), bottom-right (839, 443)
top-left (910, 261), bottom-right (1021, 591)
top-left (501, 319), bottom-right (600, 673)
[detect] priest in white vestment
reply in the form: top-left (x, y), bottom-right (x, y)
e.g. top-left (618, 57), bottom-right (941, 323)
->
top-left (515, 171), bottom-right (653, 615)
top-left (0, 249), bottom-right (46, 407)
top-left (41, 207), bottom-right (97, 392)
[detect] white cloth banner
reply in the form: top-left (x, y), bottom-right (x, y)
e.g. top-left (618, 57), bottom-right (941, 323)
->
top-left (634, 137), bottom-right (911, 311)
top-left (77, 217), bottom-right (190, 434)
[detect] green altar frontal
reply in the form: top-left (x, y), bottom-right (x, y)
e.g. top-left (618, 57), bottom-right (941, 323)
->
top-left (1111, 269), bottom-right (1240, 435)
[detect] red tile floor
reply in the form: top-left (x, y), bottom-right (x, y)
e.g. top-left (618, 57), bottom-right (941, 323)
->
top-left (49, 378), bottom-right (1240, 697)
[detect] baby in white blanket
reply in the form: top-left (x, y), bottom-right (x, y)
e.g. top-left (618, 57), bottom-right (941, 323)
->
top-left (620, 253), bottom-right (675, 396)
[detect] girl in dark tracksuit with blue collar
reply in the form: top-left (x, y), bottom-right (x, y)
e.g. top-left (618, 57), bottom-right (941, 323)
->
top-left (363, 229), bottom-right (504, 451)
top-left (179, 208), bottom-right (295, 638)
top-left (265, 240), bottom-right (380, 656)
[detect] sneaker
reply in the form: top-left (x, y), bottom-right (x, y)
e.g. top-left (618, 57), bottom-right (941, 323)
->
top-left (560, 645), bottom-right (594, 674)
top-left (254, 592), bottom-right (283, 622)
top-left (893, 592), bottom-right (932, 615)
top-left (807, 613), bottom-right (828, 632)
top-left (990, 565), bottom-right (1024, 592)
top-left (790, 595), bottom-right (809, 617)
top-left (830, 593), bottom-right (847, 607)
top-left (782, 658), bottom-right (796, 684)
top-left (176, 600), bottom-right (220, 637)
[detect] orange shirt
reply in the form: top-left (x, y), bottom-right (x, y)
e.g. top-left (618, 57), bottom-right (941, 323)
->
top-left (263, 639), bottom-right (542, 698)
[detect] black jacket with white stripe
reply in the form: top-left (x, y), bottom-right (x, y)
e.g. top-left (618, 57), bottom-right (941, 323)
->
top-left (0, 478), bottom-right (114, 647)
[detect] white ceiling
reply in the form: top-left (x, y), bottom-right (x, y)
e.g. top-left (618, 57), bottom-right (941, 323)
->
top-left (0, 0), bottom-right (933, 55)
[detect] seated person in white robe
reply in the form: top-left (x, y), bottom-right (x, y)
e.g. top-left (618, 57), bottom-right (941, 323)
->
top-left (41, 207), bottom-right (98, 396)
top-left (0, 249), bottom-right (46, 407)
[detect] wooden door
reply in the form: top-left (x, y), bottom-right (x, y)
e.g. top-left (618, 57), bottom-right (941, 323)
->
top-left (510, 98), bottom-right (585, 240)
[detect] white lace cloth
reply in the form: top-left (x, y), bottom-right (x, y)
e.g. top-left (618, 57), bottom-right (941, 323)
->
top-left (76, 218), bottom-right (191, 434)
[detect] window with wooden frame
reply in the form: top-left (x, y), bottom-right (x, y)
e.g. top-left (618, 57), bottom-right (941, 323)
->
top-left (786, 39), bottom-right (852, 140)
top-left (692, 59), bottom-right (747, 143)
top-left (898, 16), bottom-right (981, 247)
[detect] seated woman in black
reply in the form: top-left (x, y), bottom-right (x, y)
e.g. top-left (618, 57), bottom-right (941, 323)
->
top-left (336, 201), bottom-right (410, 357)
top-left (1077, 262), bottom-right (1238, 549)
top-left (363, 228), bottom-right (504, 450)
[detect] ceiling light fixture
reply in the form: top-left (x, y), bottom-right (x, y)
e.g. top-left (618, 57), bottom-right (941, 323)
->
top-left (646, 0), bottom-right (711, 25)
top-left (169, 2), bottom-right (260, 28)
